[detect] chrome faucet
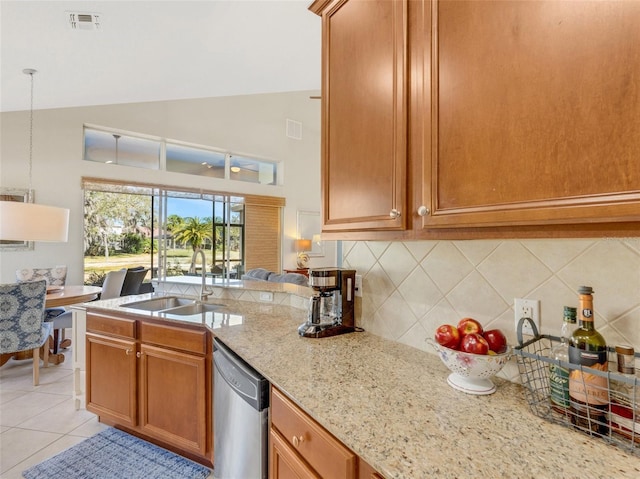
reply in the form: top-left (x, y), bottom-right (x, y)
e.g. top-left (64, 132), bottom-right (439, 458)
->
top-left (192, 248), bottom-right (213, 301)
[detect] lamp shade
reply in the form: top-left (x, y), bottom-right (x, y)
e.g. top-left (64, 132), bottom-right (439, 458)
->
top-left (295, 239), bottom-right (312, 252)
top-left (0, 201), bottom-right (70, 242)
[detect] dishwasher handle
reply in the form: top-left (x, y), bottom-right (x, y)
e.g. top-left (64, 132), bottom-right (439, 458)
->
top-left (214, 338), bottom-right (269, 411)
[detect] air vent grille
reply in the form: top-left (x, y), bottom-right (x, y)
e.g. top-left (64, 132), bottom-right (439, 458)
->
top-left (68, 12), bottom-right (101, 30)
top-left (286, 119), bottom-right (302, 140)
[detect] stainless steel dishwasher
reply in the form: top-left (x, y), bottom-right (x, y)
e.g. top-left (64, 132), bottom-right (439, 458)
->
top-left (213, 337), bottom-right (269, 479)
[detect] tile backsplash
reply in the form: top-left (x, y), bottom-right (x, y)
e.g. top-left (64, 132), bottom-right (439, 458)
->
top-left (343, 238), bottom-right (640, 382)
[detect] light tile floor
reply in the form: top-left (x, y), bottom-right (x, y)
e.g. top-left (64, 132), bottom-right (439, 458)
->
top-left (1, 345), bottom-right (214, 479)
top-left (0, 347), bottom-right (108, 478)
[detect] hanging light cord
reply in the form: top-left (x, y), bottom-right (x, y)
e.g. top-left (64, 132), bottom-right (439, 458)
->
top-left (24, 68), bottom-right (36, 192)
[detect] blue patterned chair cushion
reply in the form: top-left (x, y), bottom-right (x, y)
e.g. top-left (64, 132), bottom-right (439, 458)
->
top-left (16, 266), bottom-right (67, 287)
top-left (0, 280), bottom-right (49, 353)
top-left (16, 266), bottom-right (68, 320)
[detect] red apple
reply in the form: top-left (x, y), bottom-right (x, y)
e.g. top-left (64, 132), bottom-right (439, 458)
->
top-left (457, 317), bottom-right (483, 337)
top-left (460, 333), bottom-right (490, 355)
top-left (434, 324), bottom-right (461, 350)
top-left (483, 329), bottom-right (508, 354)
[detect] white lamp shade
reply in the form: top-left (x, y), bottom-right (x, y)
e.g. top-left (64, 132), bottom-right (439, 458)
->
top-left (0, 201), bottom-right (70, 242)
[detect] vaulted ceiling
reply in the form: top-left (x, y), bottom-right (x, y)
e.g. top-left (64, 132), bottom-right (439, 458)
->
top-left (1, 1), bottom-right (321, 112)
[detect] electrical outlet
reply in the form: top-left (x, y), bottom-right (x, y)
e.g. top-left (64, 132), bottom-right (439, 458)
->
top-left (514, 298), bottom-right (540, 336)
top-left (259, 292), bottom-right (273, 302)
top-left (354, 274), bottom-right (363, 297)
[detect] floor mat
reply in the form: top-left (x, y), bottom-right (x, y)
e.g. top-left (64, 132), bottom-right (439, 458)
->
top-left (22, 427), bottom-right (211, 479)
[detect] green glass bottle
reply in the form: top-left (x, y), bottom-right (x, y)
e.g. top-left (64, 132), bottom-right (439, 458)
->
top-left (568, 286), bottom-right (609, 436)
top-left (549, 306), bottom-right (577, 411)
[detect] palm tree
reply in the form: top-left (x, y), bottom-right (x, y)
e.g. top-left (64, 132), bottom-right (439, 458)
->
top-left (166, 214), bottom-right (184, 249)
top-left (172, 217), bottom-right (212, 273)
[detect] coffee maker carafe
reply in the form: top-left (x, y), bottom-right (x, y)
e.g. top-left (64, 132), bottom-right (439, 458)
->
top-left (298, 268), bottom-right (356, 338)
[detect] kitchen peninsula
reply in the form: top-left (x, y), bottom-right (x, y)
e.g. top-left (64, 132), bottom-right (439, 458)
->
top-left (79, 286), bottom-right (640, 479)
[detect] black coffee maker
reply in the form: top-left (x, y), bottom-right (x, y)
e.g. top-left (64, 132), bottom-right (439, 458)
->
top-left (298, 267), bottom-right (356, 338)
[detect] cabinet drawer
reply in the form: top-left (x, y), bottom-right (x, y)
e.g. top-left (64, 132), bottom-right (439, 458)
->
top-left (270, 428), bottom-right (320, 479)
top-left (140, 322), bottom-right (207, 355)
top-left (87, 313), bottom-right (136, 339)
top-left (271, 387), bottom-right (356, 479)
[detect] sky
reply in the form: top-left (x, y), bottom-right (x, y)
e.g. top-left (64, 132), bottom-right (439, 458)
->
top-left (167, 197), bottom-right (214, 219)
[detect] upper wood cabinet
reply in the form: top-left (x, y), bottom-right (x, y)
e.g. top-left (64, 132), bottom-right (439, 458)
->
top-left (312, 0), bottom-right (408, 231)
top-left (311, 0), bottom-right (640, 238)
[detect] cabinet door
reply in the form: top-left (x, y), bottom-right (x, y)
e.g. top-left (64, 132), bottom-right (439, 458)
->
top-left (271, 387), bottom-right (356, 479)
top-left (270, 429), bottom-right (320, 479)
top-left (422, 0), bottom-right (640, 229)
top-left (138, 343), bottom-right (209, 456)
top-left (319, 0), bottom-right (408, 231)
top-left (86, 332), bottom-right (137, 428)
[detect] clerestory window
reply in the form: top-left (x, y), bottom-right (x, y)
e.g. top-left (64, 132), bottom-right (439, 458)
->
top-left (83, 125), bottom-right (280, 185)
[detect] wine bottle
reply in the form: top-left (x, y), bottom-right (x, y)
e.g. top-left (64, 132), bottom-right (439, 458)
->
top-left (568, 286), bottom-right (609, 436)
top-left (609, 345), bottom-right (640, 442)
top-left (549, 306), bottom-right (577, 411)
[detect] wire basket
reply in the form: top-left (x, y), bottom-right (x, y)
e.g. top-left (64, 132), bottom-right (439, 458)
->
top-left (513, 317), bottom-right (640, 456)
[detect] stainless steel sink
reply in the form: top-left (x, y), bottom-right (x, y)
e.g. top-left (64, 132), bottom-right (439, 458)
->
top-left (121, 296), bottom-right (222, 316)
top-left (121, 296), bottom-right (196, 312)
top-left (163, 303), bottom-right (221, 315)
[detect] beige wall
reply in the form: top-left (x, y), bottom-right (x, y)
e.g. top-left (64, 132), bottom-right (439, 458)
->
top-left (345, 238), bottom-right (640, 381)
top-left (0, 91), bottom-right (338, 284)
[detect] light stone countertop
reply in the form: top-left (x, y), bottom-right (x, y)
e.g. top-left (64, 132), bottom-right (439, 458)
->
top-left (86, 295), bottom-right (640, 479)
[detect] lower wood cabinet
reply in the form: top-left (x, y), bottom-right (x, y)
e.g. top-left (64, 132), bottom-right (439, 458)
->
top-left (270, 386), bottom-right (382, 479)
top-left (85, 311), bottom-right (212, 467)
top-left (86, 332), bottom-right (137, 427)
top-left (139, 343), bottom-right (208, 456)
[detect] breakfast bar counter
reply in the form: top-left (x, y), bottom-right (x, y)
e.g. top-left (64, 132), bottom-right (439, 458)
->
top-left (85, 294), bottom-right (640, 479)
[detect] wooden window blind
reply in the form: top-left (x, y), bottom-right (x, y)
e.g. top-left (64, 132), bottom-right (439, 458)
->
top-left (244, 204), bottom-right (282, 272)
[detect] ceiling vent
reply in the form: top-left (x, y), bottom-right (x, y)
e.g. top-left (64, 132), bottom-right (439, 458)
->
top-left (67, 12), bottom-right (101, 31)
top-left (286, 119), bottom-right (302, 140)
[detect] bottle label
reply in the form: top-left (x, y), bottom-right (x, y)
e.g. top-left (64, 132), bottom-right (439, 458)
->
top-left (568, 346), bottom-right (609, 405)
top-left (549, 364), bottom-right (571, 407)
top-left (581, 307), bottom-right (593, 321)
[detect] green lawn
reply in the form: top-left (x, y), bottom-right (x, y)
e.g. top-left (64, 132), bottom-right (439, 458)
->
top-left (84, 248), bottom-right (240, 283)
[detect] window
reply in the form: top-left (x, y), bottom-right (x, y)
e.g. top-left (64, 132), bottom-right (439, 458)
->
top-left (166, 143), bottom-right (226, 179)
top-left (82, 178), bottom-right (283, 286)
top-left (83, 126), bottom-right (281, 185)
top-left (84, 128), bottom-right (161, 169)
top-left (229, 154), bottom-right (278, 185)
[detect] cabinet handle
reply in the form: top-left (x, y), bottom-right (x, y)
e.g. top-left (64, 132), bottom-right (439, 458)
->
top-left (136, 352), bottom-right (141, 358)
top-left (417, 205), bottom-right (430, 217)
top-left (389, 209), bottom-right (401, 219)
top-left (292, 435), bottom-right (304, 447)
top-left (125, 349), bottom-right (133, 355)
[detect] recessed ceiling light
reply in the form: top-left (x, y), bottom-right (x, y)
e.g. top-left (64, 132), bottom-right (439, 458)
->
top-left (230, 166), bottom-right (241, 173)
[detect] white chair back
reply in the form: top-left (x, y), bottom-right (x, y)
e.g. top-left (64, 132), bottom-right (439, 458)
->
top-left (101, 269), bottom-right (127, 300)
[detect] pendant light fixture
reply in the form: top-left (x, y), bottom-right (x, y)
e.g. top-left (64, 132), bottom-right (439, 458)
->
top-left (0, 69), bottom-right (70, 242)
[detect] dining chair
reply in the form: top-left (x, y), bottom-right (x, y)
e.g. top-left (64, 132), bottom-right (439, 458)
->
top-left (0, 280), bottom-right (53, 386)
top-left (16, 266), bottom-right (70, 352)
top-left (101, 269), bottom-right (128, 299)
top-left (15, 266), bottom-right (67, 287)
top-left (120, 267), bottom-right (149, 296)
top-left (49, 269), bottom-right (127, 354)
